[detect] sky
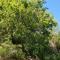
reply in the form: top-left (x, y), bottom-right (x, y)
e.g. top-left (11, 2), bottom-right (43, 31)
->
top-left (45, 0), bottom-right (60, 31)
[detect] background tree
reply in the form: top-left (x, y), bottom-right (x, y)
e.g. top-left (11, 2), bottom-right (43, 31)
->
top-left (0, 0), bottom-right (57, 60)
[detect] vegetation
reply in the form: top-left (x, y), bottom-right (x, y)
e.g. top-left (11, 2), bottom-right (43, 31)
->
top-left (0, 0), bottom-right (60, 60)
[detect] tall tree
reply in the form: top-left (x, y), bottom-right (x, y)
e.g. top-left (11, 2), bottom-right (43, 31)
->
top-left (0, 0), bottom-right (57, 60)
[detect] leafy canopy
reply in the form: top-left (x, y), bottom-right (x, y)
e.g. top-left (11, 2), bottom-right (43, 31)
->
top-left (0, 0), bottom-right (57, 60)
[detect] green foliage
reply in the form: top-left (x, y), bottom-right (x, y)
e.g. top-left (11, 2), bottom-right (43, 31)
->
top-left (0, 0), bottom-right (57, 60)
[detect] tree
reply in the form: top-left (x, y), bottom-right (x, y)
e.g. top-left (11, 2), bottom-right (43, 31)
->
top-left (0, 0), bottom-right (57, 60)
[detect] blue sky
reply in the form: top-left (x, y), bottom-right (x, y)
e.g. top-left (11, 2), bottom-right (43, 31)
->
top-left (45, 0), bottom-right (60, 30)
